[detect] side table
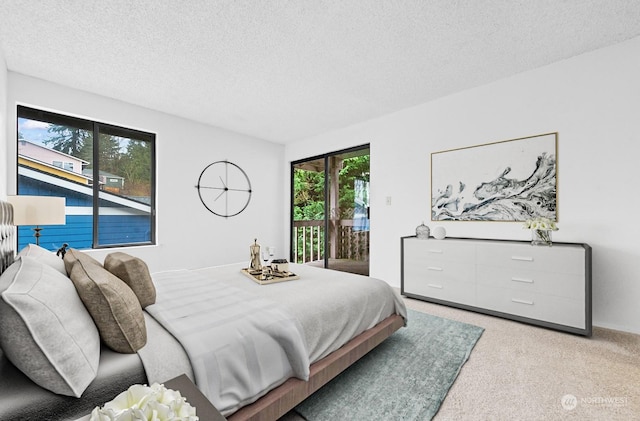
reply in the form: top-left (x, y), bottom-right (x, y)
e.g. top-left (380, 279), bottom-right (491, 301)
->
top-left (165, 374), bottom-right (227, 421)
top-left (74, 374), bottom-right (226, 421)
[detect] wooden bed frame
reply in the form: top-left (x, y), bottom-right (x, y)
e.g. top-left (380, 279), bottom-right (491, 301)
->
top-left (0, 200), bottom-right (404, 420)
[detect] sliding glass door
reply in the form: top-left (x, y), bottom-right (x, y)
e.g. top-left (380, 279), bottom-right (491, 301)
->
top-left (291, 145), bottom-right (370, 275)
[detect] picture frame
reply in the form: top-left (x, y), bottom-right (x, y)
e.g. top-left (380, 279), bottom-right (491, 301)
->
top-left (431, 132), bottom-right (558, 222)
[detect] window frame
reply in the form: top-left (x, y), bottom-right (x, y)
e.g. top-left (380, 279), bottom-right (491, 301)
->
top-left (17, 105), bottom-right (157, 249)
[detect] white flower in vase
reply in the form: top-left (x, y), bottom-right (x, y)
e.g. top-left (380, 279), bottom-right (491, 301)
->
top-left (523, 217), bottom-right (558, 246)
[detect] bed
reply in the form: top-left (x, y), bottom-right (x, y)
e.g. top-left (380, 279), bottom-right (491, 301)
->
top-left (0, 199), bottom-right (406, 421)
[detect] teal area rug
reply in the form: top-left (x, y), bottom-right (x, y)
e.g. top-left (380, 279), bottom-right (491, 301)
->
top-left (295, 309), bottom-right (484, 421)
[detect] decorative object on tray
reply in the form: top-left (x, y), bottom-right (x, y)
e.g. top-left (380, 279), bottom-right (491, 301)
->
top-left (432, 225), bottom-right (447, 240)
top-left (241, 259), bottom-right (299, 285)
top-left (270, 259), bottom-right (289, 273)
top-left (261, 246), bottom-right (275, 266)
top-left (249, 239), bottom-right (261, 271)
top-left (90, 382), bottom-right (198, 421)
top-left (415, 222), bottom-right (430, 239)
top-left (523, 217), bottom-right (558, 246)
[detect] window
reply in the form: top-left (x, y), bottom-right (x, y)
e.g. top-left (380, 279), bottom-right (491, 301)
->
top-left (17, 106), bottom-right (156, 251)
top-left (52, 161), bottom-right (74, 171)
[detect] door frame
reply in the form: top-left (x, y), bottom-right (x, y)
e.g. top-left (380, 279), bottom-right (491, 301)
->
top-left (290, 143), bottom-right (370, 270)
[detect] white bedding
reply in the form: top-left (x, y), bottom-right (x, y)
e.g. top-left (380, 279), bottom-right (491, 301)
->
top-left (146, 269), bottom-right (309, 415)
top-left (142, 263), bottom-right (407, 416)
top-left (194, 263), bottom-right (407, 363)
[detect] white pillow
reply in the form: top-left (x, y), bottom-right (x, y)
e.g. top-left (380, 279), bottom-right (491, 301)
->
top-left (17, 243), bottom-right (66, 275)
top-left (0, 256), bottom-right (100, 397)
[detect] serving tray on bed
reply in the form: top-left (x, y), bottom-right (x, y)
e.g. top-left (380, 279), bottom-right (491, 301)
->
top-left (240, 268), bottom-right (300, 285)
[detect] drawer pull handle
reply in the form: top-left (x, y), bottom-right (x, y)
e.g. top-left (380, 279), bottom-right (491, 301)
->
top-left (427, 266), bottom-right (443, 271)
top-left (511, 256), bottom-right (534, 262)
top-left (427, 283), bottom-right (443, 289)
top-left (511, 298), bottom-right (534, 305)
top-left (511, 277), bottom-right (534, 284)
top-left (428, 249), bottom-right (444, 254)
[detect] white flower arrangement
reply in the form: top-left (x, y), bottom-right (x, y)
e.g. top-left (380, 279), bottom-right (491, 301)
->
top-left (90, 383), bottom-right (198, 421)
top-left (522, 217), bottom-right (558, 231)
top-left (523, 217), bottom-right (558, 246)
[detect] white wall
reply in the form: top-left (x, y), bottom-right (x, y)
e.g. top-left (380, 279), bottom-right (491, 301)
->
top-left (5, 73), bottom-right (286, 272)
top-left (285, 36), bottom-right (640, 334)
top-left (0, 48), bottom-right (7, 198)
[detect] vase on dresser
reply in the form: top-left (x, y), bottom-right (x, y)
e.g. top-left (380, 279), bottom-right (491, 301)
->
top-left (415, 222), bottom-right (430, 239)
top-left (523, 217), bottom-right (557, 247)
top-left (531, 229), bottom-right (553, 246)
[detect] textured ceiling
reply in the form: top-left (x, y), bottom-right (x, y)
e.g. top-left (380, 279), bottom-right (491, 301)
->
top-left (1, 1), bottom-right (640, 143)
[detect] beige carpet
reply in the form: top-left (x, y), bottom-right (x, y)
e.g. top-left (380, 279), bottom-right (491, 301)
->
top-left (281, 294), bottom-right (640, 420)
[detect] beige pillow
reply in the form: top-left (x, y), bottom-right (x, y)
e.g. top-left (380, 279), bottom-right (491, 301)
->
top-left (104, 252), bottom-right (156, 308)
top-left (0, 256), bottom-right (100, 397)
top-left (69, 257), bottom-right (147, 353)
top-left (63, 247), bottom-right (102, 275)
top-left (17, 243), bottom-right (66, 275)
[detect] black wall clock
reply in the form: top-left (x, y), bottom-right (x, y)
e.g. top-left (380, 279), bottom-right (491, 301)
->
top-left (196, 160), bottom-right (252, 217)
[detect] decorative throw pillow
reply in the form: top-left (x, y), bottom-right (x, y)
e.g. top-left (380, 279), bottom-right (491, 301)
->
top-left (0, 256), bottom-right (100, 397)
top-left (17, 243), bottom-right (66, 275)
top-left (63, 247), bottom-right (102, 275)
top-left (104, 252), bottom-right (156, 308)
top-left (69, 257), bottom-right (147, 353)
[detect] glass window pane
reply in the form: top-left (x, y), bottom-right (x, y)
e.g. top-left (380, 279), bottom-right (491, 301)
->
top-left (17, 116), bottom-right (94, 251)
top-left (97, 131), bottom-right (153, 246)
top-left (291, 159), bottom-right (325, 264)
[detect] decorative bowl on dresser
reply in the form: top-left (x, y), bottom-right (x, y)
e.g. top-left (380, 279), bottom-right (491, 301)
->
top-left (401, 236), bottom-right (592, 336)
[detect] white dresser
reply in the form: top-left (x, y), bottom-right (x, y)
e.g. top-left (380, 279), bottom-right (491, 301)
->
top-left (401, 236), bottom-right (592, 336)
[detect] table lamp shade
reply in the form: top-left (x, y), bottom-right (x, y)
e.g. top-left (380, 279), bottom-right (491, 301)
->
top-left (8, 196), bottom-right (66, 226)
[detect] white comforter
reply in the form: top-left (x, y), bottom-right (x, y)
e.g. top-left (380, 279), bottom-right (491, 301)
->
top-left (143, 263), bottom-right (407, 416)
top-left (194, 263), bottom-right (407, 363)
top-left (146, 269), bottom-right (309, 415)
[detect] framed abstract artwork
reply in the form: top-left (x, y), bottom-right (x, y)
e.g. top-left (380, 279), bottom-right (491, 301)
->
top-left (431, 133), bottom-right (558, 222)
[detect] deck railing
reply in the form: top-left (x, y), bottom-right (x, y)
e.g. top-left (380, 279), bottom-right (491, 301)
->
top-left (292, 219), bottom-right (369, 264)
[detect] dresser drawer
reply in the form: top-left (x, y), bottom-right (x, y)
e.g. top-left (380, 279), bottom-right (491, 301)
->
top-left (476, 242), bottom-right (585, 275)
top-left (405, 258), bottom-right (475, 283)
top-left (476, 264), bottom-right (585, 299)
top-left (476, 286), bottom-right (586, 329)
top-left (404, 238), bottom-right (475, 262)
top-left (404, 276), bottom-right (476, 306)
